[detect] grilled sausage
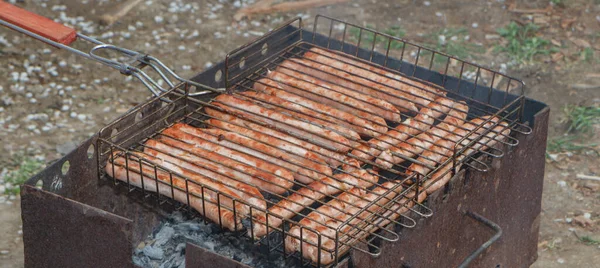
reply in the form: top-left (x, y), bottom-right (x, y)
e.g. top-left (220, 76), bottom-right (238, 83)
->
top-left (303, 50), bottom-right (441, 108)
top-left (143, 140), bottom-right (267, 216)
top-left (160, 124), bottom-right (294, 194)
top-left (376, 101), bottom-right (469, 168)
top-left (247, 83), bottom-right (386, 138)
top-left (406, 116), bottom-right (500, 177)
top-left (200, 128), bottom-right (333, 184)
top-left (172, 123), bottom-right (319, 183)
top-left (262, 70), bottom-right (390, 130)
top-left (204, 110), bottom-right (345, 167)
top-left (270, 63), bottom-right (401, 122)
top-left (241, 91), bottom-right (362, 144)
top-left (105, 151), bottom-right (242, 231)
top-left (424, 121), bottom-right (510, 194)
top-left (346, 97), bottom-right (456, 169)
top-left (294, 182), bottom-right (401, 265)
top-left (251, 169), bottom-right (378, 239)
top-left (211, 94), bottom-right (352, 152)
top-left (308, 47), bottom-right (445, 98)
top-left (286, 56), bottom-right (423, 114)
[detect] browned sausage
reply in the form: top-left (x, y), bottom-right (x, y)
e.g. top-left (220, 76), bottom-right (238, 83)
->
top-left (251, 169), bottom-right (378, 239)
top-left (160, 124), bottom-right (294, 194)
top-left (105, 151), bottom-right (242, 231)
top-left (211, 94), bottom-right (352, 152)
top-left (204, 110), bottom-right (345, 167)
top-left (199, 128), bottom-right (332, 184)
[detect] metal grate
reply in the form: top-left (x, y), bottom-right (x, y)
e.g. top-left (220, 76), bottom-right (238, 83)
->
top-left (96, 15), bottom-right (531, 267)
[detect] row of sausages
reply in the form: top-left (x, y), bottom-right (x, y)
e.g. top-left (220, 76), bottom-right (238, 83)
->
top-left (104, 46), bottom-right (511, 265)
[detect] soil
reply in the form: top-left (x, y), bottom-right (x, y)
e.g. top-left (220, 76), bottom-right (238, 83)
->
top-left (0, 0), bottom-right (599, 267)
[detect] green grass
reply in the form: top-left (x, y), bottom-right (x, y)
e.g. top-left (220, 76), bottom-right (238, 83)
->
top-left (3, 156), bottom-right (46, 195)
top-left (495, 22), bottom-right (558, 64)
top-left (425, 28), bottom-right (483, 60)
top-left (348, 25), bottom-right (406, 49)
top-left (562, 105), bottom-right (600, 133)
top-left (579, 236), bottom-right (600, 246)
top-left (546, 136), bottom-right (598, 154)
top-left (581, 47), bottom-right (594, 62)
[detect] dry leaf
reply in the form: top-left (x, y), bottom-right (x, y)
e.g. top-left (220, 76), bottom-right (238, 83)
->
top-left (573, 215), bottom-right (593, 227)
top-left (561, 18), bottom-right (577, 29)
top-left (551, 39), bottom-right (562, 47)
top-left (571, 38), bottom-right (591, 48)
top-left (551, 52), bottom-right (564, 62)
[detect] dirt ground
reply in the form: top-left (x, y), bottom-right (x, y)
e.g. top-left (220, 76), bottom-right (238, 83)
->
top-left (0, 0), bottom-right (599, 267)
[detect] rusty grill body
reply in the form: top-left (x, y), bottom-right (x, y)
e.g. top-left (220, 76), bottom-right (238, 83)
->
top-left (20, 16), bottom-right (548, 268)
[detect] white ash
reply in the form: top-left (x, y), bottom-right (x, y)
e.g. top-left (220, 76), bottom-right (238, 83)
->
top-left (133, 212), bottom-right (292, 268)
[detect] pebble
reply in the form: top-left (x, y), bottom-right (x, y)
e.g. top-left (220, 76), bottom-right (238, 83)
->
top-left (557, 258), bottom-right (565, 264)
top-left (0, 250), bottom-right (9, 255)
top-left (583, 213), bottom-right (591, 219)
top-left (25, 113), bottom-right (49, 122)
top-left (0, 185), bottom-right (5, 193)
top-left (424, 1), bottom-right (431, 6)
top-left (472, 22), bottom-right (479, 28)
top-left (557, 180), bottom-right (567, 187)
top-left (565, 217), bottom-right (572, 223)
top-left (154, 16), bottom-right (164, 23)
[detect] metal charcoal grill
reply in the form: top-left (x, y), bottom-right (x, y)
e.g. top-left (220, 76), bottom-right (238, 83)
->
top-left (3, 6), bottom-right (548, 268)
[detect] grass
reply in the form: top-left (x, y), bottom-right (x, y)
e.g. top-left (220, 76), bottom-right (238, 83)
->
top-left (495, 22), bottom-right (558, 64)
top-left (3, 155), bottom-right (46, 195)
top-left (578, 236), bottom-right (600, 246)
top-left (581, 47), bottom-right (594, 62)
top-left (562, 105), bottom-right (600, 133)
top-left (424, 28), bottom-right (482, 60)
top-left (348, 25), bottom-right (406, 49)
top-left (546, 105), bottom-right (600, 157)
top-left (546, 136), bottom-right (598, 154)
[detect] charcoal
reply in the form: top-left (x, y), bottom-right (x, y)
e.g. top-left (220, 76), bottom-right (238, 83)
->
top-left (143, 245), bottom-right (164, 260)
top-left (133, 211), bottom-right (292, 268)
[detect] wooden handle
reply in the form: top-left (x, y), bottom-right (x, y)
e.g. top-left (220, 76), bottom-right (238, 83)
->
top-left (0, 2), bottom-right (77, 45)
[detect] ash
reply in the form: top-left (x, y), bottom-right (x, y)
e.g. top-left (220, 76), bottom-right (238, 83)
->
top-left (133, 211), bottom-right (294, 268)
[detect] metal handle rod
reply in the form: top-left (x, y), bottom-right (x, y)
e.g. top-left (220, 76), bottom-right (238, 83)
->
top-left (458, 211), bottom-right (503, 268)
top-left (0, 3), bottom-right (222, 98)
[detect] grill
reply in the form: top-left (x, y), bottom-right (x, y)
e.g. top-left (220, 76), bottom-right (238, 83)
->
top-left (3, 6), bottom-right (548, 268)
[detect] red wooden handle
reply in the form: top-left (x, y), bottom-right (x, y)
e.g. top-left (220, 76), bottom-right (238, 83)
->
top-left (0, 2), bottom-right (77, 45)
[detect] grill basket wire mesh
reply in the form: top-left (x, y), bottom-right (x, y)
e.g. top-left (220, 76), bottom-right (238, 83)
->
top-left (97, 15), bottom-right (531, 267)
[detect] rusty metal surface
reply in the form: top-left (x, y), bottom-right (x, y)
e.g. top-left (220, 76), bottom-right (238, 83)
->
top-left (185, 243), bottom-right (252, 268)
top-left (21, 184), bottom-right (135, 268)
top-left (349, 107), bottom-right (549, 268)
